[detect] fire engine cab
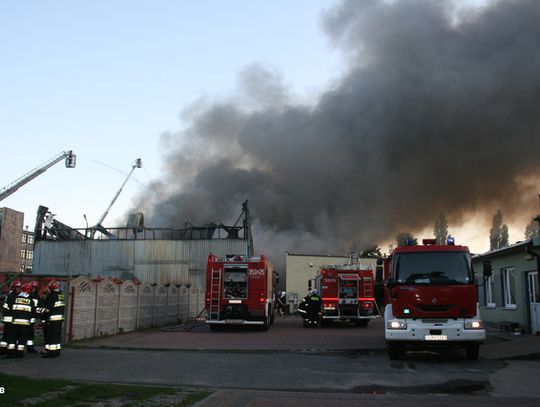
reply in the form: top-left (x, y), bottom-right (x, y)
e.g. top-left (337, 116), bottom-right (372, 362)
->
top-left (313, 255), bottom-right (379, 327)
top-left (383, 238), bottom-right (490, 360)
top-left (205, 253), bottom-right (277, 330)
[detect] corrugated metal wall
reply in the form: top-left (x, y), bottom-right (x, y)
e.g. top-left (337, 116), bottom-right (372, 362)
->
top-left (33, 239), bottom-right (248, 286)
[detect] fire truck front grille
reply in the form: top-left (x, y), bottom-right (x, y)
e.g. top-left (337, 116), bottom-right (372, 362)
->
top-left (421, 319), bottom-right (449, 324)
top-left (415, 305), bottom-right (455, 312)
top-left (223, 304), bottom-right (248, 320)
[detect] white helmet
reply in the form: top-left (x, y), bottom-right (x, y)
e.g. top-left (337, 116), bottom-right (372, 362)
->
top-left (311, 289), bottom-right (318, 295)
top-left (280, 291), bottom-right (286, 298)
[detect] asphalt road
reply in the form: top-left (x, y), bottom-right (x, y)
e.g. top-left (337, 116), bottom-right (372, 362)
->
top-left (1, 316), bottom-right (539, 406)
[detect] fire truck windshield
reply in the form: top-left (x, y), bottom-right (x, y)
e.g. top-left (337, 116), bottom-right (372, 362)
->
top-left (394, 251), bottom-right (472, 285)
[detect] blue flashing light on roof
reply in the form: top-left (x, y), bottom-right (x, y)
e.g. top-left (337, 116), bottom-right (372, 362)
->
top-left (447, 237), bottom-right (455, 245)
top-left (406, 239), bottom-right (415, 246)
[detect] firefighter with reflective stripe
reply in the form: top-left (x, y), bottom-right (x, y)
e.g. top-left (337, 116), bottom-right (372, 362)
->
top-left (7, 283), bottom-right (36, 358)
top-left (0, 280), bottom-right (22, 355)
top-left (26, 281), bottom-right (41, 353)
top-left (297, 289), bottom-right (322, 328)
top-left (42, 280), bottom-right (65, 358)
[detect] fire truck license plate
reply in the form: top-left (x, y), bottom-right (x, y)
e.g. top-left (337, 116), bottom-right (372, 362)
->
top-left (424, 335), bottom-right (448, 341)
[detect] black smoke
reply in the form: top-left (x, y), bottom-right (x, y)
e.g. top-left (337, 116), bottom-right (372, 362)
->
top-left (134, 0), bottom-right (540, 260)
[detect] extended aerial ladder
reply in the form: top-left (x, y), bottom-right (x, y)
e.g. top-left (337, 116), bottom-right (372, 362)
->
top-left (89, 158), bottom-right (142, 238)
top-left (0, 150), bottom-right (76, 202)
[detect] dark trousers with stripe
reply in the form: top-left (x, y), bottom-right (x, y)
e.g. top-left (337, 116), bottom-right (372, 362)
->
top-left (43, 321), bottom-right (63, 356)
top-left (9, 324), bottom-right (29, 357)
top-left (0, 322), bottom-right (12, 354)
top-left (26, 322), bottom-right (35, 349)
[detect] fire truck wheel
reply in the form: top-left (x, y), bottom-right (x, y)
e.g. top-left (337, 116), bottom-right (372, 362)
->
top-left (260, 315), bottom-right (271, 331)
top-left (465, 343), bottom-right (480, 360)
top-left (355, 319), bottom-right (369, 328)
top-left (387, 342), bottom-right (404, 360)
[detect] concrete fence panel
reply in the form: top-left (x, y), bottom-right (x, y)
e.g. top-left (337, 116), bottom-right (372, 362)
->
top-left (178, 285), bottom-right (189, 323)
top-left (188, 286), bottom-right (198, 319)
top-left (68, 276), bottom-right (96, 340)
top-left (153, 285), bottom-right (167, 326)
top-left (167, 285), bottom-right (179, 324)
top-left (119, 281), bottom-right (138, 333)
top-left (196, 288), bottom-right (205, 317)
top-left (138, 283), bottom-right (154, 329)
top-left (95, 280), bottom-right (119, 336)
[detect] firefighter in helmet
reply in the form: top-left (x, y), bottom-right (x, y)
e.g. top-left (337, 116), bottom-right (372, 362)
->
top-left (7, 282), bottom-right (36, 358)
top-left (26, 280), bottom-right (41, 353)
top-left (297, 288), bottom-right (322, 327)
top-left (0, 280), bottom-right (22, 355)
top-left (42, 280), bottom-right (65, 358)
top-left (274, 291), bottom-right (287, 318)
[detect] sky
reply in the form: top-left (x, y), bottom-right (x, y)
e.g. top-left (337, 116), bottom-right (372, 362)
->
top-left (0, 0), bottom-right (340, 229)
top-left (1, 0), bottom-right (538, 258)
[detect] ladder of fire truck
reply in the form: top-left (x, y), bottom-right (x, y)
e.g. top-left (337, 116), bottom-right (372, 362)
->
top-left (0, 150), bottom-right (76, 202)
top-left (363, 276), bottom-right (373, 298)
top-left (89, 158), bottom-right (142, 238)
top-left (209, 269), bottom-right (222, 320)
top-left (363, 275), bottom-right (382, 316)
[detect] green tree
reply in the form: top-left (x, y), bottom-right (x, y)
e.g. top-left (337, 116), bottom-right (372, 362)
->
top-left (490, 209), bottom-right (509, 250)
top-left (500, 224), bottom-right (509, 247)
top-left (360, 245), bottom-right (383, 258)
top-left (434, 212), bottom-right (449, 245)
top-left (524, 218), bottom-right (540, 239)
top-left (396, 232), bottom-right (417, 247)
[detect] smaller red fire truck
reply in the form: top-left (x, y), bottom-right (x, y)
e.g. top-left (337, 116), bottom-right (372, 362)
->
top-left (205, 253), bottom-right (277, 330)
top-left (312, 257), bottom-right (378, 327)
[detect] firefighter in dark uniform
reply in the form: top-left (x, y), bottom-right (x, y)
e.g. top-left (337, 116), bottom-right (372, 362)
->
top-left (0, 280), bottom-right (22, 355)
top-left (42, 280), bottom-right (65, 358)
top-left (7, 282), bottom-right (36, 358)
top-left (26, 280), bottom-right (41, 353)
top-left (297, 289), bottom-right (322, 327)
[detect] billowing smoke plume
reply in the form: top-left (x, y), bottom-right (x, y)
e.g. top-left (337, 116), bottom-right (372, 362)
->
top-left (135, 0), bottom-right (540, 261)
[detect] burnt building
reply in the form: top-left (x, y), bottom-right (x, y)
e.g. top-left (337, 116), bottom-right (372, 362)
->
top-left (32, 205), bottom-right (253, 287)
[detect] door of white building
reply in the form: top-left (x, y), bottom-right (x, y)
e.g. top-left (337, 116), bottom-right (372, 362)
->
top-left (528, 271), bottom-right (540, 335)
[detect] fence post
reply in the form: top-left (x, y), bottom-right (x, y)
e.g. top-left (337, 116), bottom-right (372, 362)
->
top-left (117, 282), bottom-right (122, 334)
top-left (93, 280), bottom-right (99, 337)
top-left (136, 284), bottom-right (140, 330)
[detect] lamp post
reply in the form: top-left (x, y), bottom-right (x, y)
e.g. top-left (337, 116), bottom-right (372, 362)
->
top-left (83, 214), bottom-right (88, 238)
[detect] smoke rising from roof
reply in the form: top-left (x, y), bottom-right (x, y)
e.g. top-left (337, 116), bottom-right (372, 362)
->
top-left (135, 0), bottom-right (540, 259)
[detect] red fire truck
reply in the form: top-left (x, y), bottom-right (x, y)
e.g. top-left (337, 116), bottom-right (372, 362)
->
top-left (313, 259), bottom-right (378, 327)
top-left (205, 253), bottom-right (277, 330)
top-left (382, 238), bottom-right (490, 360)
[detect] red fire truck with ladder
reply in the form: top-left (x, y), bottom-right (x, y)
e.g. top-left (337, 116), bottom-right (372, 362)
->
top-left (312, 253), bottom-right (379, 327)
top-left (381, 238), bottom-right (491, 360)
top-left (205, 253), bottom-right (278, 330)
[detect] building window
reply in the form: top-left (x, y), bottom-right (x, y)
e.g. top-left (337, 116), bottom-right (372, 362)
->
top-left (485, 276), bottom-right (495, 307)
top-left (21, 249), bottom-right (26, 260)
top-left (502, 268), bottom-right (517, 309)
top-left (20, 265), bottom-right (26, 273)
top-left (22, 234), bottom-right (27, 243)
top-left (26, 250), bottom-right (33, 260)
top-left (27, 235), bottom-right (34, 244)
